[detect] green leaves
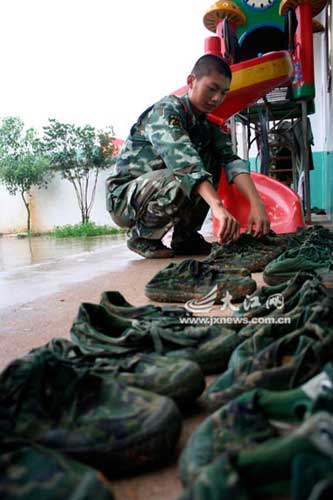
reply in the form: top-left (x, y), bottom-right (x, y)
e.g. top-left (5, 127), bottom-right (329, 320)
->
top-left (0, 154), bottom-right (49, 195)
top-left (42, 119), bottom-right (116, 224)
top-left (0, 116), bottom-right (117, 227)
top-left (0, 117), bottom-right (50, 196)
top-left (0, 116), bottom-right (51, 231)
top-left (42, 119), bottom-right (115, 177)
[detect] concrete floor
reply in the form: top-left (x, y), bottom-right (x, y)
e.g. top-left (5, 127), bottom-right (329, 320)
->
top-left (0, 217), bottom-right (330, 499)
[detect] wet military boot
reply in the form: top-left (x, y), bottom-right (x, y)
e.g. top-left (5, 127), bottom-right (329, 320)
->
top-left (233, 279), bottom-right (332, 345)
top-left (180, 412), bottom-right (333, 500)
top-left (100, 290), bottom-right (189, 320)
top-left (144, 259), bottom-right (256, 303)
top-left (179, 453), bottom-right (246, 500)
top-left (305, 225), bottom-right (333, 251)
top-left (204, 324), bottom-right (333, 412)
top-left (179, 367), bottom-right (333, 487)
top-left (0, 350), bottom-right (182, 477)
top-left (229, 297), bottom-right (333, 371)
top-left (0, 438), bottom-right (114, 500)
top-left (205, 233), bottom-right (285, 272)
top-left (44, 337), bottom-right (206, 407)
top-left (127, 237), bottom-right (174, 258)
top-left (235, 271), bottom-right (319, 320)
top-left (171, 232), bottom-right (212, 256)
top-left (228, 319), bottom-right (304, 372)
top-left (179, 391), bottom-right (277, 486)
top-left (236, 411), bottom-right (333, 497)
top-left (263, 244), bottom-right (332, 286)
top-left (70, 302), bottom-right (239, 374)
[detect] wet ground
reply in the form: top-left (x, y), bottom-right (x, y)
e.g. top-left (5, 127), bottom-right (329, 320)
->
top-left (0, 219), bottom-right (215, 310)
top-left (0, 233), bottom-right (133, 310)
top-left (0, 233), bottom-right (127, 271)
top-left (0, 230), bottom-right (215, 500)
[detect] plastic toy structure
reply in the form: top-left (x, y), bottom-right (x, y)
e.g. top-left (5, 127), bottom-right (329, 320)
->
top-left (176, 0), bottom-right (328, 231)
top-left (213, 170), bottom-right (305, 234)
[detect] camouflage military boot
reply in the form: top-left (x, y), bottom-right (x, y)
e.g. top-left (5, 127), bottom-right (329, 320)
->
top-left (180, 412), bottom-right (333, 500)
top-left (228, 318), bottom-right (305, 372)
top-left (235, 411), bottom-right (333, 498)
top-left (0, 438), bottom-right (114, 500)
top-left (45, 337), bottom-right (206, 407)
top-left (305, 225), bottom-right (333, 251)
top-left (205, 233), bottom-right (285, 272)
top-left (179, 366), bottom-right (333, 487)
top-left (0, 349), bottom-right (182, 477)
top-left (144, 259), bottom-right (256, 303)
top-left (233, 278), bottom-right (331, 343)
top-left (127, 236), bottom-right (174, 258)
top-left (235, 271), bottom-right (319, 321)
top-left (204, 324), bottom-right (333, 412)
top-left (70, 302), bottom-right (241, 374)
top-left (171, 232), bottom-right (212, 256)
top-left (263, 244), bottom-right (332, 286)
top-left (229, 296), bottom-right (333, 371)
top-left (179, 390), bottom-right (277, 486)
top-left (207, 246), bottom-right (275, 273)
top-left (179, 453), bottom-right (246, 500)
top-left (100, 290), bottom-right (189, 320)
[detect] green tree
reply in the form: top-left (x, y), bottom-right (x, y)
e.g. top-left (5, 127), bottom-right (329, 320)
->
top-left (0, 117), bottom-right (50, 233)
top-left (42, 119), bottom-right (115, 224)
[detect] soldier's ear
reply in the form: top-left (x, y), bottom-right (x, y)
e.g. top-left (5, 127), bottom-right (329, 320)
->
top-left (187, 74), bottom-right (196, 88)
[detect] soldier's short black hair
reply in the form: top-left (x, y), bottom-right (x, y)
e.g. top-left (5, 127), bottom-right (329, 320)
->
top-left (191, 54), bottom-right (232, 80)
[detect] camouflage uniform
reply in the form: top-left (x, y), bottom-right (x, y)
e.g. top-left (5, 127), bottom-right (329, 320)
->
top-left (106, 93), bottom-right (250, 241)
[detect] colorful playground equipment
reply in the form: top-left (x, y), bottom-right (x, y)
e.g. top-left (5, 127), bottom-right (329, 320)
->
top-left (203, 0), bottom-right (327, 223)
top-left (193, 0), bottom-right (327, 231)
top-left (203, 0), bottom-right (327, 103)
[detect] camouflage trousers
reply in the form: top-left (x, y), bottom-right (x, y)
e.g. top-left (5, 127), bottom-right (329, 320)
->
top-left (107, 169), bottom-right (209, 242)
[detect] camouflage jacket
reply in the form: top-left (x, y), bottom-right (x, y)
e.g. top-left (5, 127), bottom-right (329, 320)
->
top-left (106, 93), bottom-right (250, 199)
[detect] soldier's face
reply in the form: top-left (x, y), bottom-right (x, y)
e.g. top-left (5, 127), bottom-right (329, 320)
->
top-left (187, 71), bottom-right (231, 114)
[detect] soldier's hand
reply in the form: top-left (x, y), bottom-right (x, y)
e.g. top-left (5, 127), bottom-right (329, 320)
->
top-left (247, 201), bottom-right (270, 238)
top-left (212, 203), bottom-right (240, 244)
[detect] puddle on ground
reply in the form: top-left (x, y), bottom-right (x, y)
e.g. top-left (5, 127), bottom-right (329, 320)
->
top-left (0, 234), bottom-right (136, 310)
top-left (0, 234), bottom-right (126, 272)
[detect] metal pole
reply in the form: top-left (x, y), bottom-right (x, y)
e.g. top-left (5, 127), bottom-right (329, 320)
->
top-left (301, 100), bottom-right (312, 224)
top-left (230, 116), bottom-right (237, 154)
top-left (242, 121), bottom-right (249, 160)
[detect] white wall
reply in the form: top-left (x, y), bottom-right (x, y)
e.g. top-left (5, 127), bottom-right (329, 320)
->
top-left (0, 168), bottom-right (115, 234)
top-left (311, 29), bottom-right (326, 152)
top-left (0, 187), bottom-right (29, 234)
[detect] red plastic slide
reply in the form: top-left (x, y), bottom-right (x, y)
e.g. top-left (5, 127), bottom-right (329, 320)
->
top-left (213, 170), bottom-right (305, 235)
